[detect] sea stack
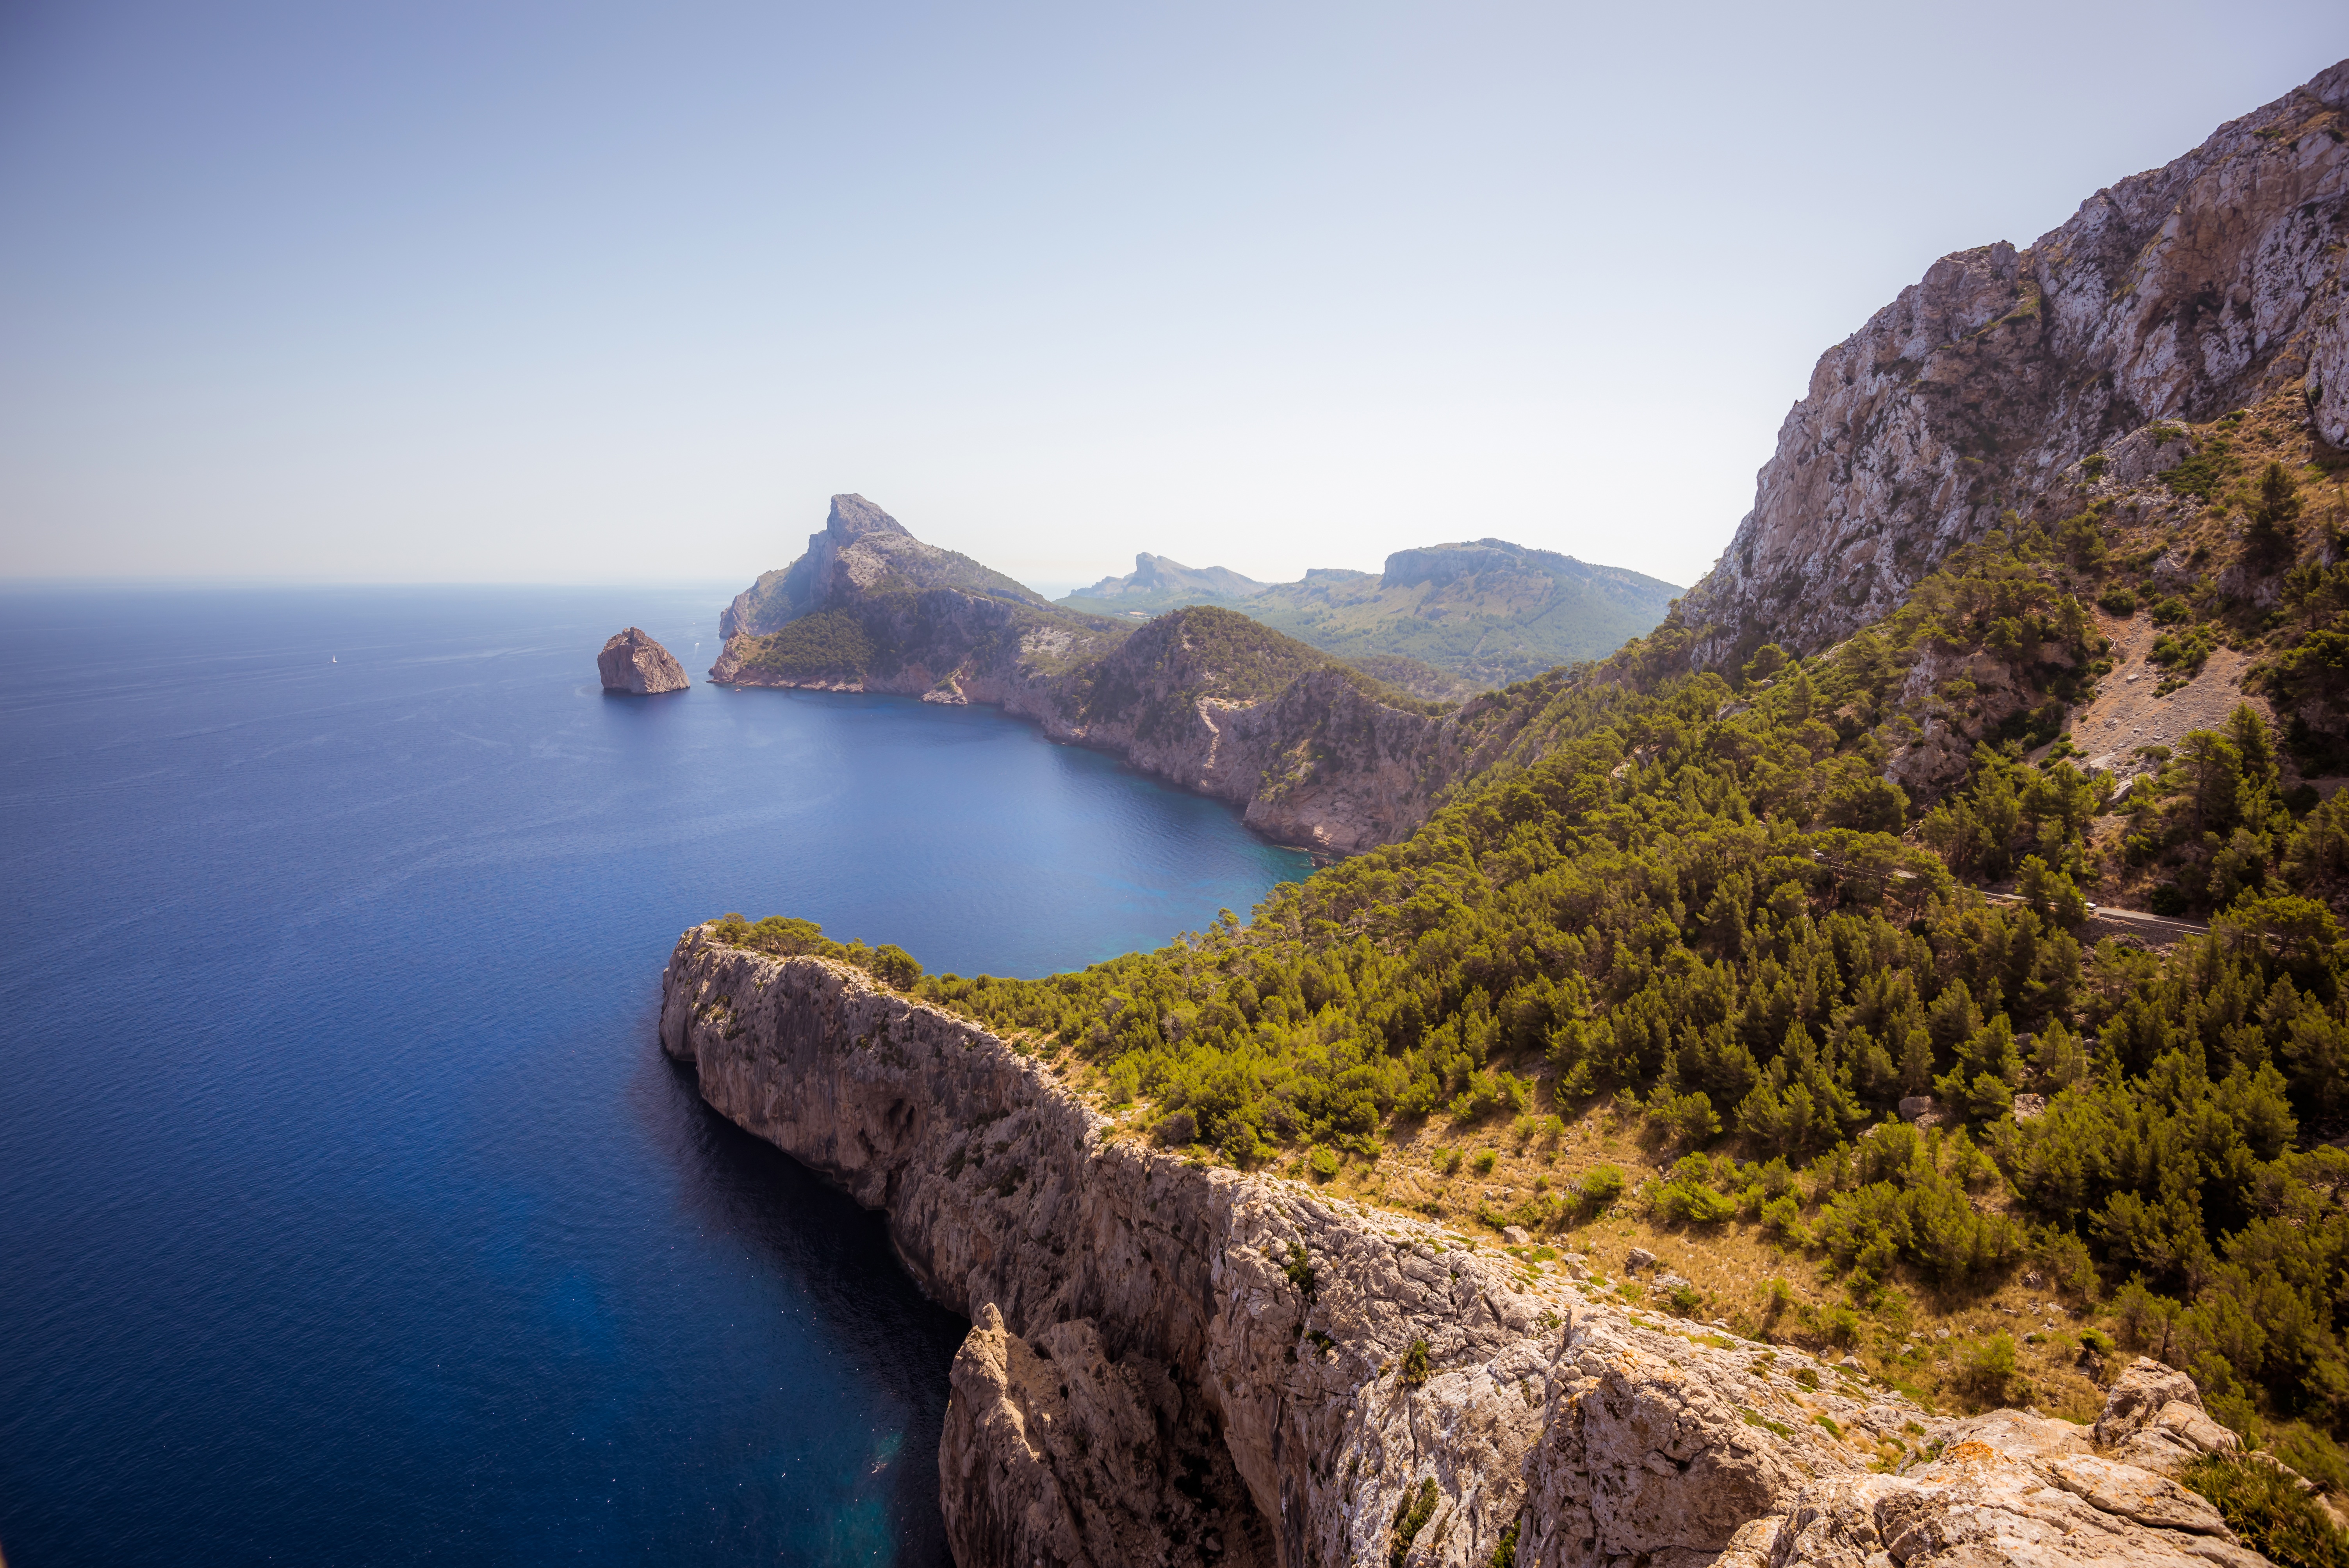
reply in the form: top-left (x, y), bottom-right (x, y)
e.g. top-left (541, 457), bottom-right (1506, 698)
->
top-left (597, 628), bottom-right (689, 694)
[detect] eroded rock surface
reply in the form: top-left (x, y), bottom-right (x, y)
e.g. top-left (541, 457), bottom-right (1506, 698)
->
top-left (942, 1306), bottom-right (1275, 1568)
top-left (1678, 59), bottom-right (2349, 667)
top-left (658, 932), bottom-right (2278, 1568)
top-left (596, 626), bottom-right (688, 693)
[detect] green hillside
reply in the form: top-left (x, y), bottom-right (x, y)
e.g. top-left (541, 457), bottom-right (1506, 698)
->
top-left (1059, 540), bottom-right (1680, 689)
top-left (718, 439), bottom-right (2349, 1475)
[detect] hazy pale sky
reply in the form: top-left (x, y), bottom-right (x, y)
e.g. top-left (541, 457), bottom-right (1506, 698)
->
top-left (2, 3), bottom-right (2342, 595)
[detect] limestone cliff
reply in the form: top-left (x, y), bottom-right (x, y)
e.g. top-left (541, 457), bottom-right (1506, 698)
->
top-left (660, 932), bottom-right (2272, 1568)
top-left (596, 627), bottom-right (688, 694)
top-left (1677, 59), bottom-right (2349, 668)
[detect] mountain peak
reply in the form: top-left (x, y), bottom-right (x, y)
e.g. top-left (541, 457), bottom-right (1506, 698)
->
top-left (827, 494), bottom-right (911, 542)
top-left (1674, 55), bottom-right (2349, 667)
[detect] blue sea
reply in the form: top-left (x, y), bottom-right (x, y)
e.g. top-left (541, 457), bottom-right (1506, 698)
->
top-left (0, 586), bottom-right (1309, 1566)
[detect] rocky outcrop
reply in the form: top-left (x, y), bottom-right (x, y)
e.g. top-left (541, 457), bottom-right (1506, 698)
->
top-left (658, 931), bottom-right (2278, 1568)
top-left (596, 627), bottom-right (688, 693)
top-left (720, 494), bottom-right (1048, 642)
top-left (1679, 60), bottom-right (2349, 667)
top-left (2093, 1356), bottom-right (2246, 1477)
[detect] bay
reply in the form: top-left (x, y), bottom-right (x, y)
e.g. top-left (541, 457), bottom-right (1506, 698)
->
top-left (0, 585), bottom-right (1308, 1566)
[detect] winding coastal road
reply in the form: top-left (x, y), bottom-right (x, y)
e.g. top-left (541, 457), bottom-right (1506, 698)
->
top-left (1979, 888), bottom-right (2208, 942)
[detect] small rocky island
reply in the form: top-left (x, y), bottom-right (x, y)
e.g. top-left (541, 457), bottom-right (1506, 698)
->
top-left (597, 627), bottom-right (689, 694)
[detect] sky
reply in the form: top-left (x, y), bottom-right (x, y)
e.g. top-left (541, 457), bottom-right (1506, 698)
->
top-left (0, 3), bottom-right (2343, 597)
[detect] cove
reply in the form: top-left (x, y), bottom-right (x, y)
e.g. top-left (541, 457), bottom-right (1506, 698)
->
top-left (0, 585), bottom-right (1310, 1567)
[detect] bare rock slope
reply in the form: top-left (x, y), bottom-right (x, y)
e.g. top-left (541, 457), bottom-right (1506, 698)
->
top-left (595, 627), bottom-right (688, 693)
top-left (660, 931), bottom-right (2269, 1567)
top-left (1678, 59), bottom-right (2349, 668)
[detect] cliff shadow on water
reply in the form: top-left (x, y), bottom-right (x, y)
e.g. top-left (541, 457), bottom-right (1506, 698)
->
top-left (643, 1036), bottom-right (971, 1567)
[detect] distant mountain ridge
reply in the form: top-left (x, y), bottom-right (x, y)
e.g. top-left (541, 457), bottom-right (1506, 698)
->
top-left (1072, 552), bottom-right (1274, 604)
top-left (705, 497), bottom-right (1588, 851)
top-left (1059, 539), bottom-right (1680, 688)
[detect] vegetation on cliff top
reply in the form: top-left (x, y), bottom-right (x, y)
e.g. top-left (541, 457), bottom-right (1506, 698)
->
top-left (708, 452), bottom-right (2349, 1467)
top-left (1064, 605), bottom-right (1454, 730)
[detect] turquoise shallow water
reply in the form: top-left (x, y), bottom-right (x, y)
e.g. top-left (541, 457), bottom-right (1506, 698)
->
top-left (0, 585), bottom-right (1308, 1566)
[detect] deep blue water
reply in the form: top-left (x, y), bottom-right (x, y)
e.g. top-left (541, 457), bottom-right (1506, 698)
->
top-left (0, 586), bottom-right (1308, 1567)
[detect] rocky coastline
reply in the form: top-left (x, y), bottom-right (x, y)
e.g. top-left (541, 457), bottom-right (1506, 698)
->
top-left (659, 928), bottom-right (2274, 1567)
top-left (709, 585), bottom-right (1560, 856)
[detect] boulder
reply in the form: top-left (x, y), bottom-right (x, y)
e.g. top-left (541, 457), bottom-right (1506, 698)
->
top-left (597, 627), bottom-right (689, 694)
top-left (2093, 1358), bottom-right (2242, 1478)
top-left (2092, 1358), bottom-right (2206, 1447)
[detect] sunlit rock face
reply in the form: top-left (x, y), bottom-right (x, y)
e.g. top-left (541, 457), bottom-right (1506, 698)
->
top-left (659, 937), bottom-right (2277, 1568)
top-left (595, 627), bottom-right (688, 693)
top-left (1679, 60), bottom-right (2349, 669)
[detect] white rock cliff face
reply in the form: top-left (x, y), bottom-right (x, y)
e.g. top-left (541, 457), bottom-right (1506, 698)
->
top-left (658, 933), bottom-right (2270, 1568)
top-left (1679, 60), bottom-right (2349, 667)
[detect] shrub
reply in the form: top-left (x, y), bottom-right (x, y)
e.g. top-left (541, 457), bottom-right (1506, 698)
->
top-left (1648, 1087), bottom-right (1722, 1144)
top-left (1401, 1338), bottom-right (1431, 1387)
top-left (2277, 1426), bottom-right (2349, 1499)
top-left (1308, 1146), bottom-right (1340, 1182)
top-left (1656, 1175), bottom-right (1736, 1225)
top-left (2152, 595), bottom-right (2193, 626)
top-left (1957, 1333), bottom-right (2019, 1403)
top-left (1152, 1110), bottom-right (1198, 1147)
top-left (1578, 1165), bottom-right (1626, 1209)
top-left (1390, 1477), bottom-right (1440, 1568)
top-left (1472, 1149), bottom-right (1498, 1176)
top-left (1283, 1241), bottom-right (1318, 1301)
top-left (2179, 1454), bottom-right (2349, 1568)
top-left (2099, 586), bottom-right (2139, 616)
top-left (868, 943), bottom-right (923, 989)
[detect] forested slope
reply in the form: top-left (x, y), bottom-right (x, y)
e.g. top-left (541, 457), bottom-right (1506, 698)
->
top-left (711, 453), bottom-right (2349, 1492)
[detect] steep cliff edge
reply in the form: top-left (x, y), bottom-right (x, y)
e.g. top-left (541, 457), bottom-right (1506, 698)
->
top-left (659, 931), bottom-right (2272, 1568)
top-left (1677, 59), bottom-right (2349, 668)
